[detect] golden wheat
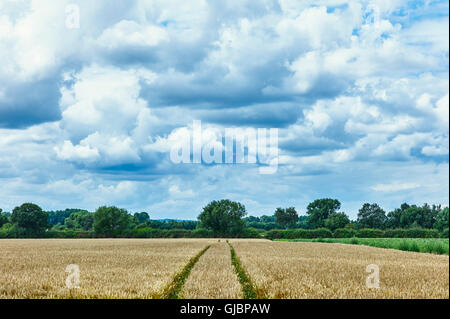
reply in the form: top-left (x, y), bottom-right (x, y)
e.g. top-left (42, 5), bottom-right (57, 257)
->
top-left (0, 238), bottom-right (215, 299)
top-left (181, 241), bottom-right (242, 299)
top-left (230, 239), bottom-right (449, 298)
top-left (1, 238), bottom-right (448, 299)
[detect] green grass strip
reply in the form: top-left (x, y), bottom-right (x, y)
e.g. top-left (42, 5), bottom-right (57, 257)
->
top-left (276, 238), bottom-right (449, 255)
top-left (161, 245), bottom-right (211, 299)
top-left (227, 241), bottom-right (262, 299)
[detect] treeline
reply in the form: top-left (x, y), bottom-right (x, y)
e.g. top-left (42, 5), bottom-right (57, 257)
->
top-left (266, 228), bottom-right (445, 240)
top-left (245, 200), bottom-right (448, 234)
top-left (0, 205), bottom-right (199, 238)
top-left (0, 198), bottom-right (448, 239)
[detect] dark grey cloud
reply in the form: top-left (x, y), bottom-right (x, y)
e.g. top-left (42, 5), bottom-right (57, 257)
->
top-left (193, 102), bottom-right (302, 128)
top-left (0, 77), bottom-right (61, 128)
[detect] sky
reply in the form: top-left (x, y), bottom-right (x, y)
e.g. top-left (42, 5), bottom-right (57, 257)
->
top-left (0, 0), bottom-right (448, 220)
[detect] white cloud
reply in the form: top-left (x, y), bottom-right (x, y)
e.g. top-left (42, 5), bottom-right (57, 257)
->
top-left (435, 93), bottom-right (449, 130)
top-left (81, 133), bottom-right (141, 165)
top-left (401, 17), bottom-right (449, 54)
top-left (60, 65), bottom-right (152, 137)
top-left (55, 65), bottom-right (163, 166)
top-left (168, 185), bottom-right (195, 198)
top-left (98, 20), bottom-right (168, 49)
top-left (372, 182), bottom-right (420, 192)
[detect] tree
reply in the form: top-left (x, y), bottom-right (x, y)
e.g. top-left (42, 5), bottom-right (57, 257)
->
top-left (401, 204), bottom-right (439, 229)
top-left (324, 212), bottom-right (350, 231)
top-left (434, 207), bottom-right (449, 231)
top-left (244, 216), bottom-right (260, 223)
top-left (47, 209), bottom-right (82, 226)
top-left (65, 210), bottom-right (94, 230)
top-left (298, 215), bottom-right (311, 229)
top-left (0, 209), bottom-right (9, 228)
top-left (387, 203), bottom-right (440, 229)
top-left (134, 212), bottom-right (150, 224)
top-left (11, 203), bottom-right (48, 236)
top-left (386, 207), bottom-right (403, 229)
top-left (93, 206), bottom-right (133, 236)
top-left (357, 203), bottom-right (386, 229)
top-left (198, 200), bottom-right (247, 236)
top-left (306, 198), bottom-right (341, 228)
top-left (274, 207), bottom-right (298, 229)
top-left (260, 215), bottom-right (275, 223)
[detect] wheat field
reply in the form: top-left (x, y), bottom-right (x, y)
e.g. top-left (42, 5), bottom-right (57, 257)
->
top-left (0, 238), bottom-right (448, 299)
top-left (0, 238), bottom-right (215, 298)
top-left (230, 239), bottom-right (449, 298)
top-left (181, 241), bottom-right (242, 298)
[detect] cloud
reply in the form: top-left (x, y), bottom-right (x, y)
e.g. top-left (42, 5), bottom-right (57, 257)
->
top-left (54, 65), bottom-right (167, 167)
top-left (0, 0), bottom-right (448, 218)
top-left (371, 182), bottom-right (421, 192)
top-left (54, 140), bottom-right (100, 163)
top-left (98, 20), bottom-right (168, 49)
top-left (168, 185), bottom-right (195, 198)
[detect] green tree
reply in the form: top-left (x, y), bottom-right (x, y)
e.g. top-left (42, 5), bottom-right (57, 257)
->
top-left (357, 203), bottom-right (386, 229)
top-left (93, 206), bottom-right (133, 236)
top-left (387, 203), bottom-right (440, 229)
top-left (65, 210), bottom-right (93, 230)
top-left (11, 203), bottom-right (48, 236)
top-left (134, 212), bottom-right (150, 224)
top-left (324, 212), bottom-right (350, 231)
top-left (434, 207), bottom-right (449, 231)
top-left (260, 215), bottom-right (275, 223)
top-left (400, 204), bottom-right (438, 229)
top-left (47, 209), bottom-right (82, 226)
top-left (386, 207), bottom-right (404, 229)
top-left (198, 200), bottom-right (247, 236)
top-left (306, 198), bottom-right (341, 228)
top-left (244, 216), bottom-right (260, 223)
top-left (274, 207), bottom-right (298, 229)
top-left (0, 209), bottom-right (9, 228)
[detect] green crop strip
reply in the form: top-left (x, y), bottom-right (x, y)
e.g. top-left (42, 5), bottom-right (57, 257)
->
top-left (227, 241), bottom-right (263, 299)
top-left (160, 245), bottom-right (211, 299)
top-left (276, 238), bottom-right (449, 255)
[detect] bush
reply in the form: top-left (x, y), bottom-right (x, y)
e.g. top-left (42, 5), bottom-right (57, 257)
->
top-left (398, 240), bottom-right (410, 251)
top-left (356, 228), bottom-right (385, 238)
top-left (384, 229), bottom-right (407, 238)
top-left (265, 230), bottom-right (285, 240)
top-left (424, 241), bottom-right (447, 254)
top-left (0, 229), bottom-right (16, 238)
top-left (191, 228), bottom-right (214, 238)
top-left (333, 228), bottom-right (357, 238)
top-left (383, 228), bottom-right (440, 238)
top-left (0, 223), bottom-right (18, 238)
top-left (240, 227), bottom-right (261, 238)
top-left (41, 230), bottom-right (95, 238)
top-left (266, 228), bottom-right (332, 239)
top-left (311, 228), bottom-right (333, 238)
top-left (115, 228), bottom-right (163, 238)
top-left (404, 228), bottom-right (439, 238)
top-left (441, 228), bottom-right (449, 238)
top-left (164, 229), bottom-right (191, 238)
top-left (409, 241), bottom-right (420, 252)
top-left (115, 228), bottom-right (218, 238)
top-left (75, 231), bottom-right (95, 238)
